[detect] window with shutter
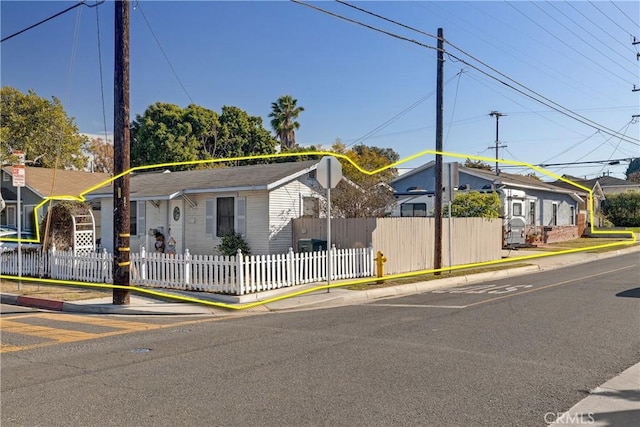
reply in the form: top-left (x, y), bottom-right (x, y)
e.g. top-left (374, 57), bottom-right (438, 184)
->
top-left (205, 199), bottom-right (214, 234)
top-left (236, 197), bottom-right (246, 236)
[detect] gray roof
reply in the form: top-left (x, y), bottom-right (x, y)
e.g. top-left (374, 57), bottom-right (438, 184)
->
top-left (86, 160), bottom-right (319, 200)
top-left (461, 167), bottom-right (586, 195)
top-left (552, 174), bottom-right (639, 190)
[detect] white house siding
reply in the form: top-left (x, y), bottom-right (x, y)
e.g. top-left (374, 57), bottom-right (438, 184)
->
top-left (268, 177), bottom-right (319, 254)
top-left (99, 198), bottom-right (114, 251)
top-left (181, 191), bottom-right (270, 256)
top-left (241, 190), bottom-right (270, 255)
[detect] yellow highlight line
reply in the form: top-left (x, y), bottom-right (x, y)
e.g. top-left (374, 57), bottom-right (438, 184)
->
top-left (1, 150), bottom-right (637, 310)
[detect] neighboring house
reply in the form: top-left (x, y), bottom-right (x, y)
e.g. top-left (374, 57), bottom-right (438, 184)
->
top-left (84, 160), bottom-right (325, 256)
top-left (390, 161), bottom-right (586, 245)
top-left (0, 166), bottom-right (109, 236)
top-left (549, 175), bottom-right (608, 225)
top-left (551, 174), bottom-right (640, 197)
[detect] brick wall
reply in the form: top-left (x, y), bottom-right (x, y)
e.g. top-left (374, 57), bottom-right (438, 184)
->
top-left (543, 225), bottom-right (579, 244)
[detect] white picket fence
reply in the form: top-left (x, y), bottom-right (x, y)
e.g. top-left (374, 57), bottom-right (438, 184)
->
top-left (1, 245), bottom-right (375, 295)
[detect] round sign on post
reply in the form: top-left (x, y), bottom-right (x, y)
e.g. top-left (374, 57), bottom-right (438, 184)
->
top-left (316, 156), bottom-right (342, 189)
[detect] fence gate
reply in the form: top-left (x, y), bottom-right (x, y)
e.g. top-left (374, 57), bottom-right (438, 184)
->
top-left (72, 211), bottom-right (96, 255)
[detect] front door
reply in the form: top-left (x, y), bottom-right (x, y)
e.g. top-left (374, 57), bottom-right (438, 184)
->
top-left (169, 199), bottom-right (184, 254)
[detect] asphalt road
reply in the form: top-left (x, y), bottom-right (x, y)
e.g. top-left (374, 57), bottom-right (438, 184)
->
top-left (2, 252), bottom-right (639, 426)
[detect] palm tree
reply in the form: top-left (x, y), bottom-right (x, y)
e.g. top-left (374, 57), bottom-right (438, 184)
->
top-left (269, 95), bottom-right (304, 150)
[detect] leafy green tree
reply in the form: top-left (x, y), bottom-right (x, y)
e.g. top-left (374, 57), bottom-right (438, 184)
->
top-left (444, 191), bottom-right (501, 218)
top-left (131, 102), bottom-right (276, 169)
top-left (625, 158), bottom-right (640, 180)
top-left (269, 95), bottom-right (304, 150)
top-left (601, 191), bottom-right (640, 227)
top-left (217, 106), bottom-right (277, 164)
top-left (0, 86), bottom-right (88, 168)
top-left (329, 142), bottom-right (399, 218)
top-left (131, 102), bottom-right (202, 169)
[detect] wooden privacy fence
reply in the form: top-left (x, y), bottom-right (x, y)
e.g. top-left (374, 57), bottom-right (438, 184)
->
top-left (1, 245), bottom-right (375, 296)
top-left (293, 217), bottom-right (503, 275)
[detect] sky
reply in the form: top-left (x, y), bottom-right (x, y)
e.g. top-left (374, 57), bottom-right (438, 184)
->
top-left (1, 1), bottom-right (638, 181)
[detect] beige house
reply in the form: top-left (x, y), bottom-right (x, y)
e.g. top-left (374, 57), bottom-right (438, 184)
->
top-left (85, 161), bottom-right (324, 255)
top-left (0, 166), bottom-right (109, 236)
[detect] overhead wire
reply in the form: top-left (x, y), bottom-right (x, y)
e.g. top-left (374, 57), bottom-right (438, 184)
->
top-left (444, 69), bottom-right (465, 144)
top-left (321, 0), bottom-right (640, 145)
top-left (541, 1), bottom-right (637, 70)
top-left (292, 0), bottom-right (438, 51)
top-left (454, 0), bottom-right (627, 105)
top-left (135, 2), bottom-right (195, 104)
top-left (506, 1), bottom-right (633, 85)
top-left (343, 70), bottom-right (465, 149)
top-left (1, 1), bottom-right (104, 43)
top-left (95, 0), bottom-right (109, 147)
top-left (563, 0), bottom-right (636, 55)
top-left (589, 0), bottom-right (637, 36)
top-left (609, 0), bottom-right (640, 29)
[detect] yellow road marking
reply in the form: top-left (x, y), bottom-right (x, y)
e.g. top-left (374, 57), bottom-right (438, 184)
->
top-left (36, 313), bottom-right (159, 330)
top-left (0, 313), bottom-right (232, 354)
top-left (1, 320), bottom-right (100, 341)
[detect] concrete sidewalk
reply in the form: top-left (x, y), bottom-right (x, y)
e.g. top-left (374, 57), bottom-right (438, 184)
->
top-left (2, 243), bottom-right (638, 316)
top-left (547, 362), bottom-right (640, 427)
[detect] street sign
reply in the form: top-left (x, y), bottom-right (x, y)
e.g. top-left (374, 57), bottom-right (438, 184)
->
top-left (12, 150), bottom-right (25, 164)
top-left (316, 156), bottom-right (342, 189)
top-left (12, 164), bottom-right (25, 187)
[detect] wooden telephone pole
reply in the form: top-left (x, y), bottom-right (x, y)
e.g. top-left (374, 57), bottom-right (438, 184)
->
top-left (434, 28), bottom-right (444, 275)
top-left (113, 0), bottom-right (131, 305)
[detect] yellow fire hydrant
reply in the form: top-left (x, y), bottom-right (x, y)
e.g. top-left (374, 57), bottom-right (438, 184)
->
top-left (375, 251), bottom-right (387, 284)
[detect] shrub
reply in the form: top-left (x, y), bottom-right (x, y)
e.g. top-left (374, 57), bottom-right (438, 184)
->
top-left (216, 231), bottom-right (251, 256)
top-left (601, 191), bottom-right (640, 227)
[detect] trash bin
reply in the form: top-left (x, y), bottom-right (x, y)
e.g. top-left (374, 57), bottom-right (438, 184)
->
top-left (298, 238), bottom-right (327, 252)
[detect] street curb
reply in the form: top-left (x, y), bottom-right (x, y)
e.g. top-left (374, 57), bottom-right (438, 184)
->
top-left (1, 294), bottom-right (64, 311)
top-left (2, 244), bottom-right (637, 314)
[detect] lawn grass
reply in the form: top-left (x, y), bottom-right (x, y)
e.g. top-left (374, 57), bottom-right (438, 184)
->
top-left (0, 279), bottom-right (110, 301)
top-left (525, 237), bottom-right (638, 253)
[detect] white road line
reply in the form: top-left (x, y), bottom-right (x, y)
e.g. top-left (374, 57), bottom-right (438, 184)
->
top-left (372, 304), bottom-right (468, 309)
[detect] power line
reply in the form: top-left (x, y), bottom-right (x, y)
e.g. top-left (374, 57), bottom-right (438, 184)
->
top-left (450, 0), bottom-right (629, 105)
top-left (316, 1), bottom-right (640, 145)
top-left (1, 1), bottom-right (105, 43)
top-left (442, 45), bottom-right (640, 145)
top-left (541, 1), bottom-right (637, 70)
top-left (291, 1), bottom-right (438, 52)
top-left (589, 0), bottom-right (636, 36)
top-left (609, 0), bottom-right (640, 29)
top-left (506, 1), bottom-right (633, 85)
top-left (135, 2), bottom-right (194, 104)
top-left (95, 0), bottom-right (109, 145)
top-left (563, 0), bottom-right (636, 55)
top-left (346, 70), bottom-right (465, 148)
top-left (335, 0), bottom-right (438, 40)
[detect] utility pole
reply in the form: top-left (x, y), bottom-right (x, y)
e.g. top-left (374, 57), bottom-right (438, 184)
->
top-left (434, 27), bottom-right (444, 275)
top-left (113, 0), bottom-right (131, 305)
top-left (488, 111), bottom-right (506, 176)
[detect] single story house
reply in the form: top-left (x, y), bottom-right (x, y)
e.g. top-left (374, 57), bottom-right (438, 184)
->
top-left (85, 160), bottom-right (326, 255)
top-left (0, 166), bottom-right (109, 237)
top-left (390, 161), bottom-right (586, 245)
